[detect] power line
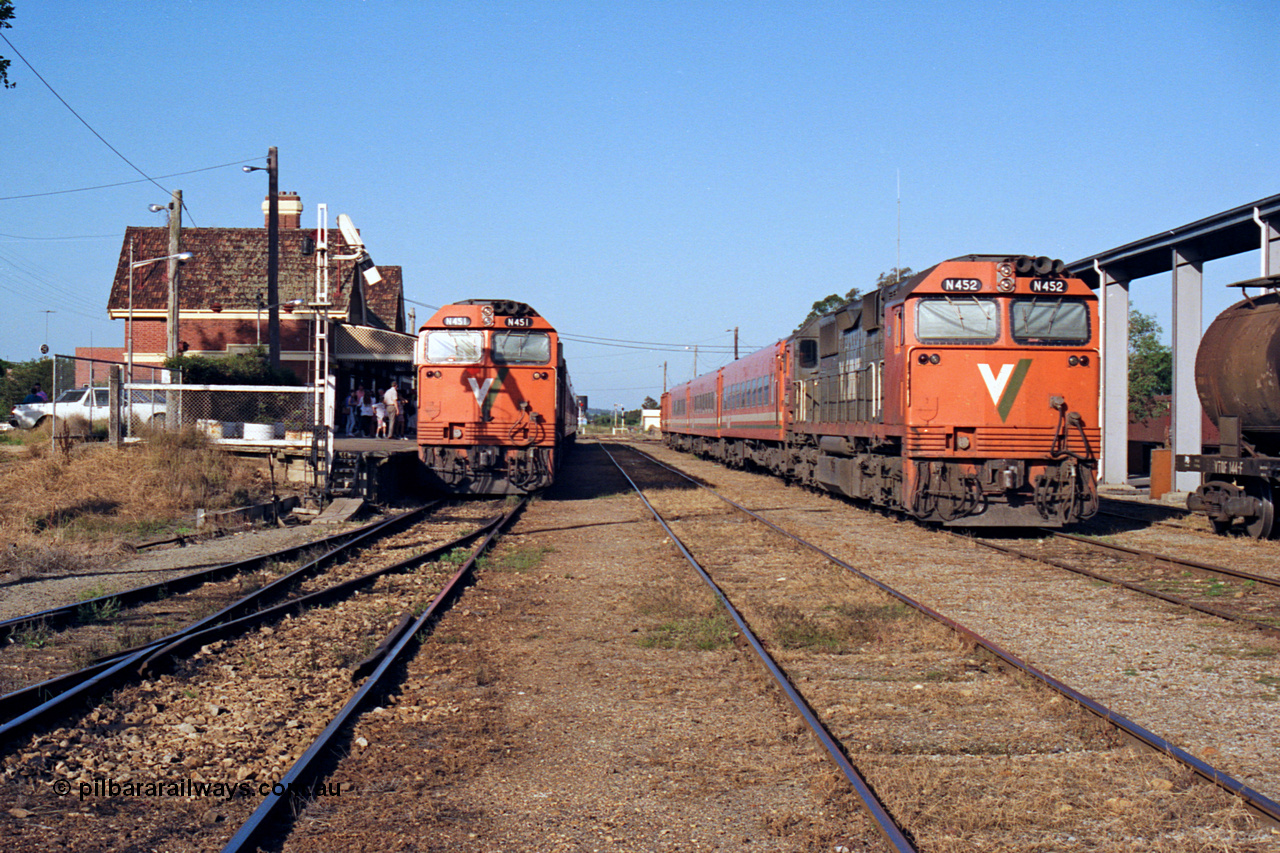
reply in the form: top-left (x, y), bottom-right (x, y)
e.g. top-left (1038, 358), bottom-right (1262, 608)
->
top-left (0, 159), bottom-right (262, 202)
top-left (1, 32), bottom-right (171, 198)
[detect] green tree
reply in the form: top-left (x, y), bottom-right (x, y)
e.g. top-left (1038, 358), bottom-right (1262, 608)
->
top-left (0, 357), bottom-right (53, 415)
top-left (1128, 309), bottom-right (1172, 421)
top-left (1, 1), bottom-right (15, 90)
top-left (163, 349), bottom-right (302, 386)
top-left (796, 267), bottom-right (913, 330)
top-left (642, 396), bottom-right (659, 409)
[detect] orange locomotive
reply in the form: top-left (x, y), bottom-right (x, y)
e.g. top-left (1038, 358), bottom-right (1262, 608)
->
top-left (663, 255), bottom-right (1100, 527)
top-left (415, 299), bottom-right (576, 494)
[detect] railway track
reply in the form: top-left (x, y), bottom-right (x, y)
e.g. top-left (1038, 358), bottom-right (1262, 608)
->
top-left (0, 498), bottom-right (527, 853)
top-left (967, 530), bottom-right (1280, 636)
top-left (607, 443), bottom-right (1280, 848)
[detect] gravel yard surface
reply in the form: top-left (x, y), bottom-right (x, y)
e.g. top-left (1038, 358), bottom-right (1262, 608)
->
top-left (634, 443), bottom-right (1280, 805)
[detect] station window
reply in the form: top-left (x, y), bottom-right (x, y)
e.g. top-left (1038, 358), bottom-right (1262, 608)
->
top-left (424, 330), bottom-right (484, 364)
top-left (915, 296), bottom-right (1000, 344)
top-left (492, 331), bottom-right (552, 365)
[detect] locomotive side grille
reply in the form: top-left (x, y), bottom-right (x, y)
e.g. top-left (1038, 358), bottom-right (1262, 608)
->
top-left (904, 427), bottom-right (1101, 456)
top-left (977, 426), bottom-right (1100, 455)
top-left (904, 432), bottom-right (949, 453)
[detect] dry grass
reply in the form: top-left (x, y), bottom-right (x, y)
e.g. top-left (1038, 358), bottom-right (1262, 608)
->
top-left (0, 427), bottom-right (261, 569)
top-left (631, 583), bottom-right (738, 650)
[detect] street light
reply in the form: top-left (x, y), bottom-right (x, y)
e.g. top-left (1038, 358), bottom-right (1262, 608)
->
top-left (129, 248), bottom-right (194, 384)
top-left (244, 146), bottom-right (280, 369)
top-left (255, 293), bottom-right (304, 347)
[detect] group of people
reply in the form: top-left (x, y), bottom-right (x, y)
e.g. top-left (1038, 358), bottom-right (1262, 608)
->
top-left (20, 384), bottom-right (48, 404)
top-left (343, 381), bottom-right (414, 439)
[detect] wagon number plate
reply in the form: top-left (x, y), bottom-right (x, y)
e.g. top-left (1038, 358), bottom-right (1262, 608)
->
top-left (1030, 279), bottom-right (1068, 294)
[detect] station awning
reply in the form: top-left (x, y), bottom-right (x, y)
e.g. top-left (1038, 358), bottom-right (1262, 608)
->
top-left (332, 323), bottom-right (415, 362)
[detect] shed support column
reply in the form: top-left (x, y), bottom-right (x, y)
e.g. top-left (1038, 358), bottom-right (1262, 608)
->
top-left (1265, 215), bottom-right (1280, 276)
top-left (1171, 247), bottom-right (1202, 494)
top-left (1100, 270), bottom-right (1130, 485)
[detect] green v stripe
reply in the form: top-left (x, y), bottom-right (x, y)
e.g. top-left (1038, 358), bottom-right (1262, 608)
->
top-left (481, 367), bottom-right (509, 419)
top-left (996, 359), bottom-right (1032, 422)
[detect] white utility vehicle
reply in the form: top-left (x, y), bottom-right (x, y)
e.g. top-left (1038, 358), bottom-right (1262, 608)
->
top-left (9, 386), bottom-right (168, 429)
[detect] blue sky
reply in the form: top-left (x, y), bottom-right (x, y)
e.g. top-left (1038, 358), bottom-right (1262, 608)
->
top-left (2, 1), bottom-right (1276, 407)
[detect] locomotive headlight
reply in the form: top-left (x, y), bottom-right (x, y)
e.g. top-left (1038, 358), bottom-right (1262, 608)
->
top-left (1068, 355), bottom-right (1079, 366)
top-left (918, 353), bottom-right (929, 365)
top-left (451, 427), bottom-right (463, 439)
top-left (930, 354), bottom-right (940, 365)
top-left (1079, 355), bottom-right (1089, 366)
top-left (997, 276), bottom-right (1015, 292)
top-left (997, 262), bottom-right (1014, 278)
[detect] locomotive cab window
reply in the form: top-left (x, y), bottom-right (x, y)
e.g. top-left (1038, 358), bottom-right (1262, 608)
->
top-left (424, 330), bottom-right (484, 364)
top-left (492, 331), bottom-right (552, 365)
top-left (1010, 297), bottom-right (1091, 345)
top-left (915, 296), bottom-right (1000, 344)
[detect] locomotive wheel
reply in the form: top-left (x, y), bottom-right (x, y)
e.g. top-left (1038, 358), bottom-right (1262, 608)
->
top-left (1244, 479), bottom-right (1276, 540)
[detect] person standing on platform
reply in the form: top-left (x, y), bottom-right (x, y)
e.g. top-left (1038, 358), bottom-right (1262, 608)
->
top-left (345, 388), bottom-right (361, 436)
top-left (384, 381), bottom-right (401, 439)
top-left (361, 388), bottom-right (375, 437)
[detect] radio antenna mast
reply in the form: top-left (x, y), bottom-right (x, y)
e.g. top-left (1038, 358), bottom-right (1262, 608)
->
top-left (896, 169), bottom-right (901, 279)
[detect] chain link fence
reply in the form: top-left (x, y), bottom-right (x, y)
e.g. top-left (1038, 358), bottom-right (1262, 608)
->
top-left (48, 354), bottom-right (319, 443)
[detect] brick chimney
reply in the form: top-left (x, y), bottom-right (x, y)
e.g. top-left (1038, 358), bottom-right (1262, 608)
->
top-left (262, 192), bottom-right (303, 228)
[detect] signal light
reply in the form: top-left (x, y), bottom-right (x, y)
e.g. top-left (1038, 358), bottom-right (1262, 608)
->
top-left (1068, 356), bottom-right (1079, 366)
top-left (930, 354), bottom-right (940, 365)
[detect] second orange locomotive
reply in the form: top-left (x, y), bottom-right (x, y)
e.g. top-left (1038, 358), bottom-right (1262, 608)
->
top-left (662, 255), bottom-right (1100, 527)
top-left (415, 299), bottom-right (576, 494)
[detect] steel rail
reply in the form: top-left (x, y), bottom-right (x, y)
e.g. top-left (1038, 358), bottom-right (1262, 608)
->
top-left (0, 503), bottom-right (437, 643)
top-left (220, 496), bottom-right (529, 853)
top-left (601, 445), bottom-right (918, 853)
top-left (1052, 530), bottom-right (1280, 588)
top-left (620, 444), bottom-right (1280, 828)
top-left (0, 504), bottom-right (440, 741)
top-left (971, 535), bottom-right (1280, 638)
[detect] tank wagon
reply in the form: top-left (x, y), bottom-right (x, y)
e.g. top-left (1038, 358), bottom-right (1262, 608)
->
top-left (1179, 279), bottom-right (1280, 537)
top-left (415, 299), bottom-right (576, 494)
top-left (663, 255), bottom-right (1100, 527)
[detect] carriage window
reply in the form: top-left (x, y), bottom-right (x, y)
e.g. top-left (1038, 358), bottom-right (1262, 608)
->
top-left (492, 331), bottom-right (552, 364)
top-left (915, 297), bottom-right (1000, 343)
top-left (424, 330), bottom-right (484, 364)
top-left (1010, 297), bottom-right (1091, 345)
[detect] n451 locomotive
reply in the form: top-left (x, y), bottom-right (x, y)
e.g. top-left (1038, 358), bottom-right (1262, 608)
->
top-left (415, 299), bottom-right (576, 494)
top-left (663, 255), bottom-right (1100, 527)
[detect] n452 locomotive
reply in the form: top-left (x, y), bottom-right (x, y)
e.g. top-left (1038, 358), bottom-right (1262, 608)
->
top-left (663, 255), bottom-right (1100, 527)
top-left (415, 299), bottom-right (576, 494)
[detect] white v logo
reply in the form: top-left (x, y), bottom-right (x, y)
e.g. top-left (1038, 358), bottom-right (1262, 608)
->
top-left (467, 377), bottom-right (494, 406)
top-left (977, 363), bottom-right (1014, 406)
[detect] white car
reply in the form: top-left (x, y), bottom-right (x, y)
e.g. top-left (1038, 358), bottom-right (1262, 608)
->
top-left (9, 386), bottom-right (168, 430)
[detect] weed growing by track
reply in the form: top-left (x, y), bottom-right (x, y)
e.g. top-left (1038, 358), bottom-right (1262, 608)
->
top-left (632, 586), bottom-right (736, 651)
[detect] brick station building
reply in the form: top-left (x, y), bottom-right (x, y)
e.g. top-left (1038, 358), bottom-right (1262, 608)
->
top-left (104, 193), bottom-right (410, 391)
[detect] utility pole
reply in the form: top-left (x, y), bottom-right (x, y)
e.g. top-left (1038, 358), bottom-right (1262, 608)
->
top-left (732, 327), bottom-right (739, 360)
top-left (165, 189), bottom-right (183, 358)
top-left (266, 146), bottom-right (280, 369)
